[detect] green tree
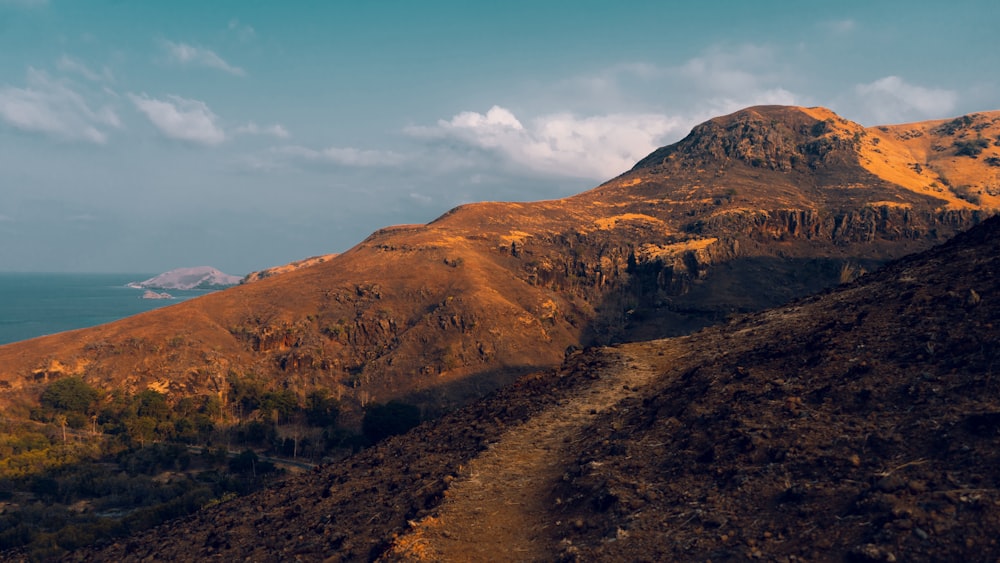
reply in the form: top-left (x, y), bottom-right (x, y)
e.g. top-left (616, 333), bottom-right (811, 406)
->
top-left (40, 377), bottom-right (99, 415)
top-left (136, 390), bottom-right (169, 420)
top-left (305, 389), bottom-right (339, 427)
top-left (261, 389), bottom-right (299, 423)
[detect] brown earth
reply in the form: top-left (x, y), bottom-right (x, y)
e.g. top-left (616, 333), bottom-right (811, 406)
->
top-left (61, 207), bottom-right (1000, 562)
top-left (0, 106), bottom-right (997, 427)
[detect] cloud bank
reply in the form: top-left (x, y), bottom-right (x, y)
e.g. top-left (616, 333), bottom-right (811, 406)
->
top-left (854, 76), bottom-right (957, 124)
top-left (164, 40), bottom-right (245, 76)
top-left (0, 68), bottom-right (120, 143)
top-left (407, 106), bottom-right (686, 180)
top-left (128, 93), bottom-right (226, 145)
top-left (236, 122), bottom-right (290, 139)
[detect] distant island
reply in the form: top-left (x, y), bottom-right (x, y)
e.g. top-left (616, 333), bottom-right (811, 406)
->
top-left (128, 266), bottom-right (242, 291)
top-left (140, 290), bottom-right (174, 300)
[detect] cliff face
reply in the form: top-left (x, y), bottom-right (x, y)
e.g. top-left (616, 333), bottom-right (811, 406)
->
top-left (0, 105), bottom-right (996, 421)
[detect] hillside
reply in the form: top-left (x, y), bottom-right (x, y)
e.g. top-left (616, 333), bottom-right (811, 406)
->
top-left (0, 105), bottom-right (997, 425)
top-left (241, 254), bottom-right (338, 284)
top-left (69, 207), bottom-right (1000, 562)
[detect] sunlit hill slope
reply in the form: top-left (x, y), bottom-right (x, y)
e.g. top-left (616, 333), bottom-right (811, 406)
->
top-left (0, 105), bottom-right (997, 424)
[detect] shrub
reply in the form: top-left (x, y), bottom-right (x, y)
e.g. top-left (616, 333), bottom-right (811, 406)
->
top-left (954, 138), bottom-right (989, 157)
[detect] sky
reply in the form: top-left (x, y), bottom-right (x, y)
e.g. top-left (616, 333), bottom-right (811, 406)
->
top-left (0, 1), bottom-right (997, 274)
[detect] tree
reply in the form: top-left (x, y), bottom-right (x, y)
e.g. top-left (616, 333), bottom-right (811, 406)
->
top-left (40, 377), bottom-right (99, 415)
top-left (305, 389), bottom-right (339, 427)
top-left (125, 417), bottom-right (157, 448)
top-left (136, 390), bottom-right (169, 421)
top-left (261, 389), bottom-right (298, 424)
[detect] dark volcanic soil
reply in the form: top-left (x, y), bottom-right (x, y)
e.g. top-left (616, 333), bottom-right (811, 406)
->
top-left (60, 218), bottom-right (1000, 562)
top-left (553, 215), bottom-right (1000, 562)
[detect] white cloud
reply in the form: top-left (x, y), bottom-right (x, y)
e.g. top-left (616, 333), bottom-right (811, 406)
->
top-left (824, 19), bottom-right (856, 34)
top-left (163, 40), bottom-right (245, 76)
top-left (228, 19), bottom-right (256, 41)
top-left (0, 67), bottom-right (120, 143)
top-left (397, 44), bottom-right (811, 183)
top-left (678, 44), bottom-right (788, 99)
top-left (854, 76), bottom-right (957, 123)
top-left (408, 105), bottom-right (688, 180)
top-left (550, 44), bottom-right (802, 121)
top-left (275, 145), bottom-right (406, 167)
top-left (235, 121), bottom-right (290, 139)
top-left (128, 93), bottom-right (226, 145)
top-left (57, 55), bottom-right (114, 83)
top-left (409, 192), bottom-right (432, 204)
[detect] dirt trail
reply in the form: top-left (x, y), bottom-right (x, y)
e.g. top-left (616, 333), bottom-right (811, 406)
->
top-left (383, 340), bottom-right (682, 562)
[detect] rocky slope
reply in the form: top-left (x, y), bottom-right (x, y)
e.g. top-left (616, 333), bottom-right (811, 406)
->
top-left (0, 106), bottom-right (997, 424)
top-left (66, 208), bottom-right (1000, 562)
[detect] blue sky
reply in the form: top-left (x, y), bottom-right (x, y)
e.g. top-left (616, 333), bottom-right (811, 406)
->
top-left (0, 0), bottom-right (997, 273)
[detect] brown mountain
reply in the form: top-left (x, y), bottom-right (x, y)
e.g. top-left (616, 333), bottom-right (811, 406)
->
top-left (0, 105), bottom-right (997, 423)
top-left (71, 197), bottom-right (1000, 562)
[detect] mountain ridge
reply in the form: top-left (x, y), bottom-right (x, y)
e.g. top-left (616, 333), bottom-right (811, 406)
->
top-left (0, 105), bottom-right (996, 426)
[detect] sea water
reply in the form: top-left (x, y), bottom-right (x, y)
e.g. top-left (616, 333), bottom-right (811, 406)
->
top-left (0, 273), bottom-right (219, 346)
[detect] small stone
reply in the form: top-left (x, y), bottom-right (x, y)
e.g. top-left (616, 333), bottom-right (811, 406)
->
top-left (914, 527), bottom-right (929, 540)
top-left (967, 289), bottom-right (981, 306)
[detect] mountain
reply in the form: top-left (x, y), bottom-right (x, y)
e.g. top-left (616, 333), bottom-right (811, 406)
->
top-left (0, 106), bottom-right (997, 424)
top-left (72, 212), bottom-right (1000, 562)
top-left (241, 254), bottom-right (338, 284)
top-left (129, 266), bottom-right (242, 291)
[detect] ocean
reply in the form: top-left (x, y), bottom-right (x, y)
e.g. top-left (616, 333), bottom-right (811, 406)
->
top-left (0, 273), bottom-right (219, 346)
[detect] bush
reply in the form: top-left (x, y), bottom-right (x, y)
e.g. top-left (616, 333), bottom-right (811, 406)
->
top-left (362, 401), bottom-right (421, 444)
top-left (955, 138), bottom-right (989, 157)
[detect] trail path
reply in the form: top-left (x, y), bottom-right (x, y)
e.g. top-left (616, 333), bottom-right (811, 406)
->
top-left (383, 339), bottom-right (682, 562)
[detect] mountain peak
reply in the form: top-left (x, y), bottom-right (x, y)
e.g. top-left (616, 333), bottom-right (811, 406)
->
top-left (633, 104), bottom-right (864, 173)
